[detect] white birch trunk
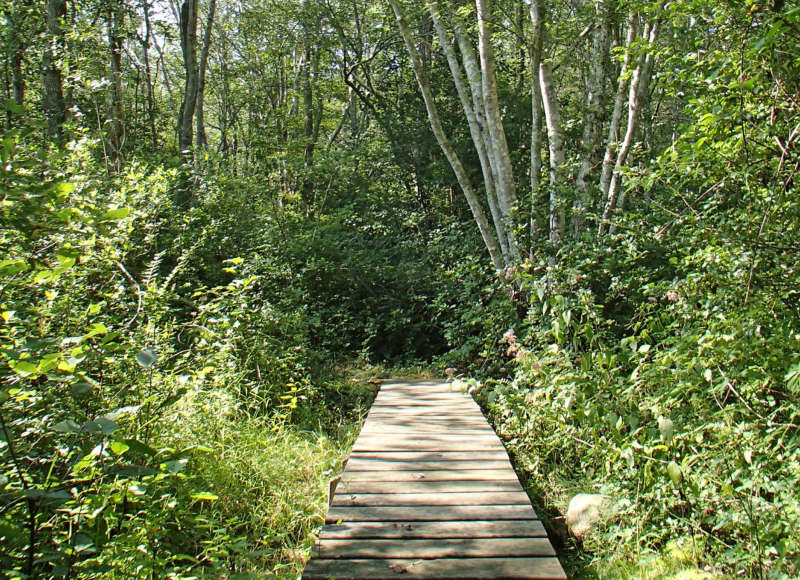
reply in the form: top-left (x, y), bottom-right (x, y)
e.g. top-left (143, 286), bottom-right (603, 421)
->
top-left (598, 12), bottom-right (638, 213)
top-left (600, 11), bottom-right (661, 234)
top-left (388, 0), bottom-right (505, 272)
top-left (475, 0), bottom-right (520, 259)
top-left (539, 61), bottom-right (566, 245)
top-left (429, 2), bottom-right (510, 263)
top-left (529, 0), bottom-right (544, 248)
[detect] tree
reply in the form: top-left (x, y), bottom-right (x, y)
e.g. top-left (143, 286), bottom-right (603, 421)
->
top-left (41, 0), bottom-right (66, 142)
top-left (178, 0), bottom-right (199, 158)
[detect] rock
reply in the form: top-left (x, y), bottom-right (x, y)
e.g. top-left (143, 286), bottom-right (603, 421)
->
top-left (565, 493), bottom-right (611, 538)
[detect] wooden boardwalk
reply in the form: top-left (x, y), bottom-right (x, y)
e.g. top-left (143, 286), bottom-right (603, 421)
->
top-left (303, 380), bottom-right (566, 579)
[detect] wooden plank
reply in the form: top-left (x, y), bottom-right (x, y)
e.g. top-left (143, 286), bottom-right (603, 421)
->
top-left (326, 505), bottom-right (539, 523)
top-left (318, 537), bottom-right (556, 559)
top-left (348, 451), bottom-right (508, 461)
top-left (354, 434), bottom-right (500, 445)
top-left (332, 491), bottom-right (531, 507)
top-left (337, 480), bottom-right (525, 494)
top-left (352, 438), bottom-right (506, 453)
top-left (361, 419), bottom-right (495, 435)
top-left (303, 557), bottom-right (567, 579)
top-left (360, 421), bottom-right (489, 428)
top-left (345, 459), bottom-right (513, 471)
top-left (342, 469), bottom-right (518, 482)
top-left (359, 427), bottom-right (493, 434)
top-left (319, 520), bottom-right (548, 539)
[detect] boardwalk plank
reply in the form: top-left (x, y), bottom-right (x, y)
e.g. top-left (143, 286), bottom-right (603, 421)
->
top-left (348, 451), bottom-right (509, 461)
top-left (303, 557), bottom-right (567, 579)
top-left (319, 520), bottom-right (548, 539)
top-left (337, 480), bottom-right (525, 494)
top-left (325, 504), bottom-right (539, 522)
top-left (342, 469), bottom-right (518, 482)
top-left (345, 459), bottom-right (513, 471)
top-left (331, 491), bottom-right (530, 506)
top-left (318, 537), bottom-right (556, 558)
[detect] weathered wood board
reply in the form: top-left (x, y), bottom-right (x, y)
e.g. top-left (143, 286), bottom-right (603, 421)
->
top-left (303, 379), bottom-right (566, 579)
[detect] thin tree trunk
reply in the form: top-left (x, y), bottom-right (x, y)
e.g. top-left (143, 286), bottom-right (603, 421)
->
top-left (598, 11), bottom-right (637, 215)
top-left (8, 21), bottom-right (25, 106)
top-left (195, 0), bottom-right (215, 151)
top-left (430, 1), bottom-right (510, 264)
top-left (141, 0), bottom-right (158, 149)
top-left (476, 0), bottom-right (519, 260)
top-left (539, 61), bottom-right (566, 245)
top-left (573, 0), bottom-right (611, 236)
top-left (106, 1), bottom-right (125, 167)
top-left (178, 0), bottom-right (198, 157)
top-left (600, 9), bottom-right (661, 234)
top-left (42, 0), bottom-right (67, 142)
top-left (388, 0), bottom-right (505, 272)
top-left (529, 0), bottom-right (544, 247)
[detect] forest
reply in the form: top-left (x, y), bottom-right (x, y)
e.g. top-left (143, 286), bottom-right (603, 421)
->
top-left (1, 0), bottom-right (799, 577)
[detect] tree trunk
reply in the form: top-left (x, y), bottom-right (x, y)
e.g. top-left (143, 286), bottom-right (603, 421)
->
top-left (572, 0), bottom-right (611, 236)
top-left (195, 0), bottom-right (216, 151)
top-left (528, 0), bottom-right (544, 247)
top-left (600, 8), bottom-right (662, 234)
top-left (106, 1), bottom-right (125, 167)
top-left (140, 0), bottom-right (158, 149)
top-left (178, 0), bottom-right (198, 157)
top-left (388, 0), bottom-right (505, 273)
top-left (597, 11), bottom-right (638, 219)
top-left (42, 0), bottom-right (67, 142)
top-left (430, 1), bottom-right (510, 264)
top-left (539, 61), bottom-right (566, 245)
top-left (476, 0), bottom-right (519, 260)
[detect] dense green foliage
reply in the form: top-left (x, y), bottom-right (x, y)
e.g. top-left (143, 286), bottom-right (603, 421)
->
top-left (1, 0), bottom-right (799, 578)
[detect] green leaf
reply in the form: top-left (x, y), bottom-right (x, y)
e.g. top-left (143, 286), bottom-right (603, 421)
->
top-left (52, 420), bottom-right (82, 433)
top-left (136, 348), bottom-right (157, 368)
top-left (667, 461), bottom-right (682, 486)
top-left (0, 259), bottom-right (29, 276)
top-left (71, 382), bottom-right (94, 396)
top-left (101, 207), bottom-right (131, 221)
top-left (123, 438), bottom-right (157, 456)
top-left (163, 458), bottom-right (189, 474)
top-left (110, 440), bottom-right (130, 456)
top-left (9, 360), bottom-right (38, 377)
top-left (658, 416), bottom-right (675, 444)
top-left (191, 492), bottom-right (219, 501)
top-left (94, 417), bottom-right (119, 435)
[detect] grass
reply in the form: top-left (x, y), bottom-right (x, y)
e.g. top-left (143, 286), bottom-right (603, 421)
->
top-left (158, 376), bottom-right (373, 578)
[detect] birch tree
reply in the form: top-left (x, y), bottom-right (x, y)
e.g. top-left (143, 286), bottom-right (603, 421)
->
top-left (388, 0), bottom-right (505, 272)
top-left (528, 0), bottom-right (544, 245)
top-left (539, 59), bottom-right (566, 245)
top-left (389, 0), bottom-right (528, 270)
top-left (599, 5), bottom-right (663, 234)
